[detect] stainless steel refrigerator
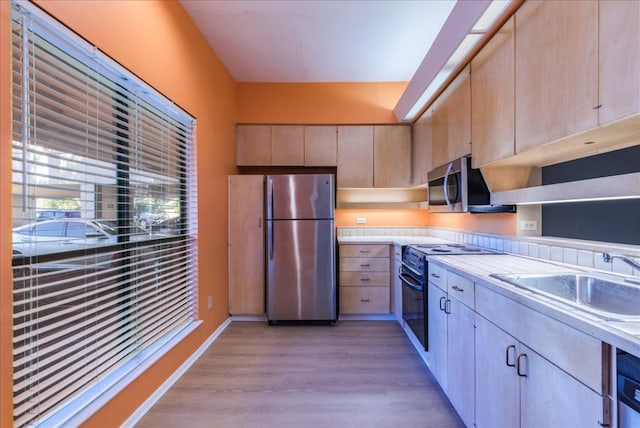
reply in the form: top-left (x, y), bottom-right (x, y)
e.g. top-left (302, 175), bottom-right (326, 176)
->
top-left (265, 174), bottom-right (336, 323)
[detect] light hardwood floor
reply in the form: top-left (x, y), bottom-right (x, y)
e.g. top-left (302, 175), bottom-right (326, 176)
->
top-left (136, 321), bottom-right (464, 428)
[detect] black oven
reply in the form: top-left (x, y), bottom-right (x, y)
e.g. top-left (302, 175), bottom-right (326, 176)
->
top-left (400, 246), bottom-right (428, 351)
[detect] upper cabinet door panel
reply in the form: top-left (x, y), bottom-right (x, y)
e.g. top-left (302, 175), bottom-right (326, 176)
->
top-left (471, 17), bottom-right (515, 168)
top-left (431, 65), bottom-right (471, 169)
top-left (412, 108), bottom-right (433, 185)
top-left (271, 125), bottom-right (304, 166)
top-left (236, 125), bottom-right (271, 166)
top-left (373, 125), bottom-right (411, 188)
top-left (515, 0), bottom-right (598, 153)
top-left (304, 125), bottom-right (337, 166)
top-left (337, 125), bottom-right (374, 188)
top-left (599, 0), bottom-right (640, 124)
top-left (446, 65), bottom-right (471, 162)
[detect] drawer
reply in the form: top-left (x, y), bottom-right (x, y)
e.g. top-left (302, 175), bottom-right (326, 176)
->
top-left (340, 244), bottom-right (389, 258)
top-left (427, 262), bottom-right (447, 290)
top-left (447, 271), bottom-right (475, 309)
top-left (340, 271), bottom-right (390, 286)
top-left (340, 286), bottom-right (390, 314)
top-left (339, 257), bottom-right (390, 272)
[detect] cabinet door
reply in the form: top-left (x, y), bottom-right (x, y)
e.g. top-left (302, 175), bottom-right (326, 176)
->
top-left (228, 175), bottom-right (264, 315)
top-left (427, 282), bottom-right (448, 391)
top-left (475, 315), bottom-right (520, 428)
top-left (304, 126), bottom-right (337, 166)
top-left (271, 125), bottom-right (304, 166)
top-left (446, 297), bottom-right (475, 428)
top-left (236, 125), bottom-right (271, 166)
top-left (599, 0), bottom-right (640, 124)
top-left (446, 65), bottom-right (472, 163)
top-left (471, 17), bottom-right (515, 168)
top-left (373, 125), bottom-right (411, 188)
top-left (337, 126), bottom-right (374, 187)
top-left (432, 66), bottom-right (471, 168)
top-left (412, 108), bottom-right (433, 185)
top-left (515, 0), bottom-right (598, 153)
top-left (520, 344), bottom-right (604, 428)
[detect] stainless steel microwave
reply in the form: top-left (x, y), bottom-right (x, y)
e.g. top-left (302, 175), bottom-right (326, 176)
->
top-left (427, 156), bottom-right (516, 213)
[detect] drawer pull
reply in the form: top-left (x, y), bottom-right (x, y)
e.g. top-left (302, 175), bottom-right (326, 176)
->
top-left (360, 298), bottom-right (371, 303)
top-left (451, 285), bottom-right (464, 292)
top-left (431, 273), bottom-right (440, 279)
top-left (360, 250), bottom-right (370, 254)
top-left (360, 278), bottom-right (370, 282)
top-left (360, 263), bottom-right (370, 267)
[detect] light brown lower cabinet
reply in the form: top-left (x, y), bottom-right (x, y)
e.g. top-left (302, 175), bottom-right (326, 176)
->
top-left (339, 244), bottom-right (390, 314)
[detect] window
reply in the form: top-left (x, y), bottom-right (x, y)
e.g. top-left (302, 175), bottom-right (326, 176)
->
top-left (10, 2), bottom-right (198, 426)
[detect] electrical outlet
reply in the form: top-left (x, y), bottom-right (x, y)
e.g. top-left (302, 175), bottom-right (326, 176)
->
top-left (520, 220), bottom-right (538, 231)
top-left (356, 217), bottom-right (367, 224)
top-left (207, 296), bottom-right (213, 309)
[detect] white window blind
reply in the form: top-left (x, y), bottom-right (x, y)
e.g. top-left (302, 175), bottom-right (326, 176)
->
top-left (10, 2), bottom-right (198, 426)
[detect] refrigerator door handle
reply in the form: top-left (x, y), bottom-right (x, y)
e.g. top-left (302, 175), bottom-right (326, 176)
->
top-left (268, 220), bottom-right (274, 261)
top-left (266, 176), bottom-right (274, 221)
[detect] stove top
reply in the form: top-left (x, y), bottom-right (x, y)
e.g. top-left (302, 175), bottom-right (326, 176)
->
top-left (410, 243), bottom-right (496, 255)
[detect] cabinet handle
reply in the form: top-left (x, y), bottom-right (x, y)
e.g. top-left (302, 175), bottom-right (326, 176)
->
top-left (360, 298), bottom-right (370, 303)
top-left (431, 273), bottom-right (440, 279)
top-left (444, 298), bottom-right (451, 315)
top-left (516, 353), bottom-right (528, 377)
top-left (439, 296), bottom-right (446, 311)
top-left (360, 263), bottom-right (370, 267)
top-left (505, 345), bottom-right (516, 367)
top-left (593, 104), bottom-right (603, 110)
top-left (360, 250), bottom-right (370, 254)
top-left (451, 285), bottom-right (464, 292)
top-left (360, 278), bottom-right (370, 282)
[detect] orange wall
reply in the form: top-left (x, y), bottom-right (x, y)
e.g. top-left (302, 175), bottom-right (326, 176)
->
top-left (1, 0), bottom-right (237, 426)
top-left (429, 212), bottom-right (517, 235)
top-left (336, 209), bottom-right (429, 227)
top-left (238, 82), bottom-right (408, 124)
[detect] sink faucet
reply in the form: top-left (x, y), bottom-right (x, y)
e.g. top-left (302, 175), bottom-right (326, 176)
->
top-left (602, 252), bottom-right (640, 271)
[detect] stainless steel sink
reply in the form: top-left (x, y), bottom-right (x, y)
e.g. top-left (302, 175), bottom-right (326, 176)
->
top-left (490, 273), bottom-right (640, 321)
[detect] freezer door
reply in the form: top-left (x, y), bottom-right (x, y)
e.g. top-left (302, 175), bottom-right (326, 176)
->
top-left (266, 219), bottom-right (336, 321)
top-left (266, 174), bottom-right (334, 220)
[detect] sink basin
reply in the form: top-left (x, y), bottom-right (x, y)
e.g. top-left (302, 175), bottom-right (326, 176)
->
top-left (490, 273), bottom-right (640, 321)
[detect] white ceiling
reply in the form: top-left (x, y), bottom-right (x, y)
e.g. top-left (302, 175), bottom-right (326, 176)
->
top-left (179, 0), bottom-right (457, 83)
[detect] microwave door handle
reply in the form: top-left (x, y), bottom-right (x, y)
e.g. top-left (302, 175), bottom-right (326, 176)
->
top-left (443, 162), bottom-right (456, 211)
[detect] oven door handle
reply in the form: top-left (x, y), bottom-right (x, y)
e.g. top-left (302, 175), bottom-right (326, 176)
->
top-left (399, 273), bottom-right (424, 292)
top-left (400, 261), bottom-right (422, 279)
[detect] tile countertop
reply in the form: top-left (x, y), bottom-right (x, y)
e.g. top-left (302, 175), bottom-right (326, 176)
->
top-left (337, 236), bottom-right (453, 246)
top-left (429, 253), bottom-right (640, 358)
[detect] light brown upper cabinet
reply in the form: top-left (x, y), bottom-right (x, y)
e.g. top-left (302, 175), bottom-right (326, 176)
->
top-left (374, 125), bottom-right (411, 188)
top-left (236, 125), bottom-right (271, 166)
top-left (412, 108), bottom-right (433, 185)
top-left (515, 0), bottom-right (599, 154)
top-left (598, 0), bottom-right (640, 124)
top-left (432, 65), bottom-right (471, 169)
top-left (471, 17), bottom-right (515, 169)
top-left (304, 125), bottom-right (337, 166)
top-left (271, 125), bottom-right (304, 165)
top-left (337, 125), bottom-right (374, 187)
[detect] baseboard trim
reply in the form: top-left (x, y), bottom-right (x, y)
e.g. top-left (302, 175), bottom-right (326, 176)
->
top-left (121, 317), bottom-right (233, 427)
top-left (338, 314), bottom-right (398, 321)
